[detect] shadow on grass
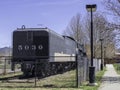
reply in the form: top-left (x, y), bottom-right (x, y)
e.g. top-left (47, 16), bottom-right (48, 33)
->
top-left (0, 81), bottom-right (76, 88)
top-left (0, 84), bottom-right (77, 88)
top-left (0, 77), bottom-right (77, 88)
top-left (42, 84), bottom-right (76, 88)
top-left (0, 70), bottom-right (77, 88)
top-left (0, 75), bottom-right (22, 80)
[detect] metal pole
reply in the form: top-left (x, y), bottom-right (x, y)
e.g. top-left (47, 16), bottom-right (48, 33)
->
top-left (76, 18), bottom-right (79, 88)
top-left (104, 47), bottom-right (106, 66)
top-left (100, 39), bottom-right (103, 70)
top-left (4, 58), bottom-right (6, 75)
top-left (76, 54), bottom-right (78, 87)
top-left (35, 59), bottom-right (37, 87)
top-left (89, 7), bottom-right (95, 84)
top-left (90, 8), bottom-right (93, 67)
top-left (76, 40), bottom-right (79, 87)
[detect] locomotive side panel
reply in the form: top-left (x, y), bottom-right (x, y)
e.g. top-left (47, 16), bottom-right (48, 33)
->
top-left (49, 31), bottom-right (65, 62)
top-left (49, 33), bottom-right (76, 62)
top-left (64, 36), bottom-right (76, 55)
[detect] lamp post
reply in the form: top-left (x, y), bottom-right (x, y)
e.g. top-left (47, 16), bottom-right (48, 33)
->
top-left (104, 46), bottom-right (106, 67)
top-left (86, 4), bottom-right (97, 85)
top-left (100, 38), bottom-right (103, 70)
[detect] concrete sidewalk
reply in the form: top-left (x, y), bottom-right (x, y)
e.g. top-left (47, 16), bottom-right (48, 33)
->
top-left (98, 64), bottom-right (120, 90)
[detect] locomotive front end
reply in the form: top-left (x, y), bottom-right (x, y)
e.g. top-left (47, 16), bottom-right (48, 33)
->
top-left (12, 30), bottom-right (49, 61)
top-left (12, 28), bottom-right (49, 75)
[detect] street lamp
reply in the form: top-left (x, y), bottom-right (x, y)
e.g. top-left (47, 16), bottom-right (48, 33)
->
top-left (104, 46), bottom-right (106, 66)
top-left (86, 4), bottom-right (97, 85)
top-left (100, 38), bottom-right (103, 70)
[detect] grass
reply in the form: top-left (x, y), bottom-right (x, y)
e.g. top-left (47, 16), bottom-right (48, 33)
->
top-left (113, 63), bottom-right (120, 74)
top-left (0, 70), bottom-right (80, 90)
top-left (81, 68), bottom-right (106, 90)
top-left (0, 68), bottom-right (106, 90)
top-left (0, 64), bottom-right (11, 69)
top-left (37, 70), bottom-right (76, 88)
top-left (0, 71), bottom-right (23, 78)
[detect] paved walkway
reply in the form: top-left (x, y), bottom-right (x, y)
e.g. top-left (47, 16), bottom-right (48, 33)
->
top-left (98, 64), bottom-right (120, 90)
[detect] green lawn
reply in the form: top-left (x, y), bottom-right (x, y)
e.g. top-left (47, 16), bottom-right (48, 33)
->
top-left (0, 68), bottom-right (105, 90)
top-left (81, 68), bottom-right (106, 90)
top-left (113, 63), bottom-right (120, 74)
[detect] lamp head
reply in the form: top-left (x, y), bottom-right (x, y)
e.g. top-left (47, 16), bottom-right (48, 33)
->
top-left (86, 4), bottom-right (97, 12)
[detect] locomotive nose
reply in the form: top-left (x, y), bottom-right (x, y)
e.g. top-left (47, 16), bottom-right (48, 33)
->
top-left (13, 30), bottom-right (49, 60)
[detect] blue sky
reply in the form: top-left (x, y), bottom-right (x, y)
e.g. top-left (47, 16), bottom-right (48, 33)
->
top-left (0, 0), bottom-right (105, 48)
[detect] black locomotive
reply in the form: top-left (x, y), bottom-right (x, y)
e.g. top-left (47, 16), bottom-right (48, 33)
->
top-left (12, 27), bottom-right (80, 76)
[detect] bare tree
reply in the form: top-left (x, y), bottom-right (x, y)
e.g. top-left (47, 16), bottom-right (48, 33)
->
top-left (118, 0), bottom-right (120, 3)
top-left (103, 0), bottom-right (120, 54)
top-left (63, 13), bottom-right (88, 45)
top-left (103, 0), bottom-right (120, 29)
top-left (84, 12), bottom-right (115, 59)
top-left (104, 0), bottom-right (120, 17)
top-left (63, 12), bottom-right (115, 59)
top-left (93, 13), bottom-right (106, 58)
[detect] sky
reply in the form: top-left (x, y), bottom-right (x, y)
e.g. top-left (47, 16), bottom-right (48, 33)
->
top-left (0, 0), bottom-right (106, 48)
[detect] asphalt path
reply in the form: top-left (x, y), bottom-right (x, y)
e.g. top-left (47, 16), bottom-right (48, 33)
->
top-left (98, 64), bottom-right (120, 90)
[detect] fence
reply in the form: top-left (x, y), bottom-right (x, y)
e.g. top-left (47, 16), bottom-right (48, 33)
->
top-left (0, 55), bottom-right (89, 88)
top-left (0, 56), bottom-right (21, 75)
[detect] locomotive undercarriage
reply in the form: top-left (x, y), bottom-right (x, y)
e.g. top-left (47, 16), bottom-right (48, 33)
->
top-left (20, 60), bottom-right (76, 77)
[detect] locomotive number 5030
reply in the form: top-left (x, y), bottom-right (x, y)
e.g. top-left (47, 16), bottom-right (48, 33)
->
top-left (18, 45), bottom-right (43, 51)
